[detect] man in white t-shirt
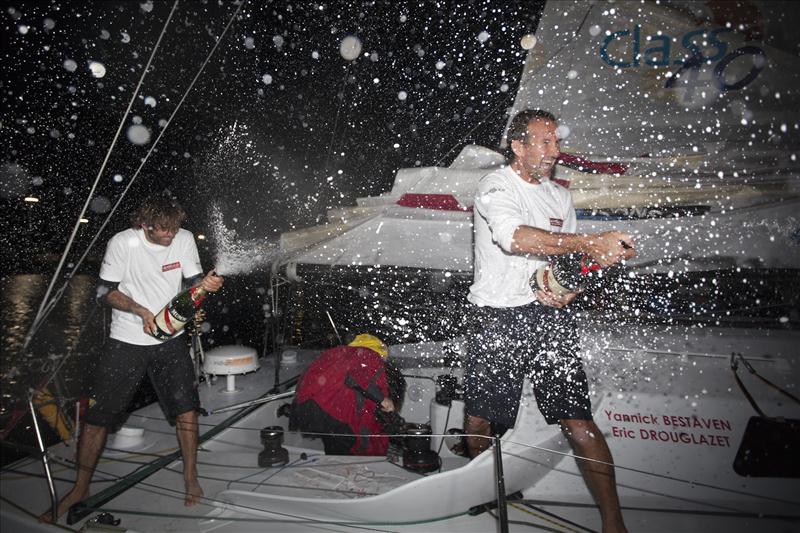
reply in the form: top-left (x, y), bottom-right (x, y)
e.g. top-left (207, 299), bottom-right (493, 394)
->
top-left (464, 110), bottom-right (634, 533)
top-left (45, 196), bottom-right (224, 522)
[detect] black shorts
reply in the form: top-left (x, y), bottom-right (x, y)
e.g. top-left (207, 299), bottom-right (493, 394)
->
top-left (464, 302), bottom-right (591, 427)
top-left (85, 337), bottom-right (199, 428)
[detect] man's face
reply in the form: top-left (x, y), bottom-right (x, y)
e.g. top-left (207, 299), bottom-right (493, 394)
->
top-left (142, 223), bottom-right (178, 246)
top-left (511, 119), bottom-right (560, 181)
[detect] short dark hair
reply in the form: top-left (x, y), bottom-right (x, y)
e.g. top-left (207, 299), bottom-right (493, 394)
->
top-left (131, 194), bottom-right (186, 231)
top-left (505, 109), bottom-right (557, 160)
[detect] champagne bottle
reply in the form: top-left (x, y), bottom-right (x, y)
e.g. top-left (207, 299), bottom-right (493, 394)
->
top-left (532, 253), bottom-right (601, 296)
top-left (151, 285), bottom-right (207, 340)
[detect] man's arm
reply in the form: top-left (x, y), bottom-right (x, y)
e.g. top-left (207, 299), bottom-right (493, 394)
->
top-left (101, 285), bottom-right (158, 336)
top-left (511, 226), bottom-right (634, 267)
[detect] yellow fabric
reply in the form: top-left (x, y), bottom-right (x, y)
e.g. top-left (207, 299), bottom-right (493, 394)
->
top-left (348, 333), bottom-right (388, 358)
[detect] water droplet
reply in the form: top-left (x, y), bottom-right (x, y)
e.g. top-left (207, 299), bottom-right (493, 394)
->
top-left (340, 35), bottom-right (362, 61)
top-left (88, 61), bottom-right (106, 78)
top-left (90, 196), bottom-right (111, 213)
top-left (520, 34), bottom-right (537, 49)
top-left (126, 124), bottom-right (151, 145)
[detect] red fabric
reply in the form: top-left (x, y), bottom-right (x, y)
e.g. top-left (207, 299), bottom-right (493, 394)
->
top-left (295, 346), bottom-right (389, 455)
top-left (397, 193), bottom-right (472, 212)
top-left (557, 152), bottom-right (628, 176)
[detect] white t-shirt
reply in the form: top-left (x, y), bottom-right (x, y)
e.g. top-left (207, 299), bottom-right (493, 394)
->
top-left (99, 228), bottom-right (203, 345)
top-left (468, 166), bottom-right (576, 308)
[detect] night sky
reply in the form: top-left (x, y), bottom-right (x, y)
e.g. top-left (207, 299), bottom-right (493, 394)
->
top-left (1, 0), bottom-right (544, 272)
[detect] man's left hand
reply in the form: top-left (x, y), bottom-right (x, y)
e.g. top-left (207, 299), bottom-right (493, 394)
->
top-left (536, 289), bottom-right (577, 308)
top-left (200, 271), bottom-right (224, 293)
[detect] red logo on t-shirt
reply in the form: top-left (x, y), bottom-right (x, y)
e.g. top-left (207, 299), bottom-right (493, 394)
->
top-left (162, 262), bottom-right (181, 272)
top-left (549, 218), bottom-right (563, 228)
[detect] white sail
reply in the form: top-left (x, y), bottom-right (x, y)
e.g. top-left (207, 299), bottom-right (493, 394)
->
top-left (509, 0), bottom-right (800, 196)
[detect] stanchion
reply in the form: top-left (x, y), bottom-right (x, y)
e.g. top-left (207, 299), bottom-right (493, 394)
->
top-left (493, 435), bottom-right (509, 533)
top-left (29, 396), bottom-right (58, 523)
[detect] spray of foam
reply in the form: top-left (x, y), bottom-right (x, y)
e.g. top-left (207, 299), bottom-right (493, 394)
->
top-left (209, 203), bottom-right (280, 276)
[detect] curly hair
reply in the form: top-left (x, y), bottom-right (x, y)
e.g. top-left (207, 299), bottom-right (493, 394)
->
top-left (130, 194), bottom-right (186, 231)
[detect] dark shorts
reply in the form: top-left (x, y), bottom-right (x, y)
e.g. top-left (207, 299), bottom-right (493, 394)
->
top-left (464, 302), bottom-right (591, 427)
top-left (85, 337), bottom-right (199, 428)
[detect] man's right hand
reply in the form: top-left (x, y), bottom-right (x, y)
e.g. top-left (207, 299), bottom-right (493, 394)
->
top-left (584, 231), bottom-right (635, 267)
top-left (136, 307), bottom-right (157, 336)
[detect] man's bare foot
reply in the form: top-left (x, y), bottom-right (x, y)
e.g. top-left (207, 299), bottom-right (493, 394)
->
top-left (184, 479), bottom-right (204, 506)
top-left (39, 487), bottom-right (88, 523)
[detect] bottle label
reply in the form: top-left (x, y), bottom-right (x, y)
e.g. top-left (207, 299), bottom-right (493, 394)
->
top-left (534, 264), bottom-right (573, 296)
top-left (189, 286), bottom-right (207, 307)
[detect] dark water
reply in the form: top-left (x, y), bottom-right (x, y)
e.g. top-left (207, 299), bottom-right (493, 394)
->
top-left (0, 272), bottom-right (268, 466)
top-left (0, 273), bottom-right (104, 465)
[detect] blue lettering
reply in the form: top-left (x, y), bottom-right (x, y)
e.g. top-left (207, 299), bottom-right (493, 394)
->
top-left (678, 29), bottom-right (707, 65)
top-left (714, 46), bottom-right (766, 91)
top-left (633, 25), bottom-right (641, 66)
top-left (644, 35), bottom-right (671, 66)
top-left (705, 28), bottom-right (732, 62)
top-left (600, 25), bottom-right (740, 74)
top-left (600, 29), bottom-right (632, 67)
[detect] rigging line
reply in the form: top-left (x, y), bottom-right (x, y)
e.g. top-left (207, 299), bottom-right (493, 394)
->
top-left (501, 437), bottom-right (800, 507)
top-left (26, 0), bottom-right (248, 348)
top-left (520, 499), bottom-right (800, 522)
top-left (512, 503), bottom-right (596, 533)
top-left (23, 0), bottom-right (181, 353)
top-left (493, 505), bottom-right (579, 533)
top-left (324, 62), bottom-right (353, 173)
top-left (66, 0), bottom-right (248, 280)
